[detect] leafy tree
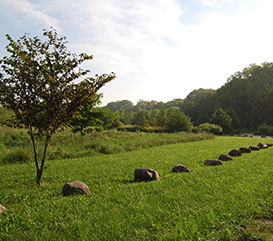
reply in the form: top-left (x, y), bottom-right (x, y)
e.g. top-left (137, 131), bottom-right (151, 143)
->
top-left (196, 112), bottom-right (210, 126)
top-left (0, 28), bottom-right (115, 184)
top-left (165, 108), bottom-right (193, 132)
top-left (149, 109), bottom-right (158, 126)
top-left (71, 94), bottom-right (105, 135)
top-left (210, 107), bottom-right (232, 133)
top-left (137, 115), bottom-right (150, 128)
top-left (107, 100), bottom-right (133, 112)
top-left (225, 106), bottom-right (241, 132)
top-left (156, 106), bottom-right (167, 127)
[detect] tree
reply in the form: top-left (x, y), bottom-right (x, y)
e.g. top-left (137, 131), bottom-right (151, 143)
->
top-left (165, 107), bottom-right (193, 132)
top-left (210, 107), bottom-right (232, 133)
top-left (225, 106), bottom-right (241, 132)
top-left (156, 106), bottom-right (167, 127)
top-left (196, 112), bottom-right (210, 126)
top-left (0, 28), bottom-right (115, 184)
top-left (71, 94), bottom-right (106, 135)
top-left (137, 115), bottom-right (150, 128)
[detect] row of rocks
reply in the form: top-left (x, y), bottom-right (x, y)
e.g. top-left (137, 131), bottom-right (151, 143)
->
top-left (61, 141), bottom-right (272, 196)
top-left (62, 165), bottom-right (190, 195)
top-left (204, 141), bottom-right (272, 166)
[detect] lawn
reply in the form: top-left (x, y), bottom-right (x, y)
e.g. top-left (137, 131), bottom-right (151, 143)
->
top-left (1, 135), bottom-right (273, 240)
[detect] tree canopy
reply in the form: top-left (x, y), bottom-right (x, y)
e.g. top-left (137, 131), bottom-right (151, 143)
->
top-left (0, 27), bottom-right (115, 184)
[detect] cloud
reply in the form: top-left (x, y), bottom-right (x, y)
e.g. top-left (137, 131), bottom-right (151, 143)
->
top-left (1, 0), bottom-right (273, 105)
top-left (0, 0), bottom-right (60, 30)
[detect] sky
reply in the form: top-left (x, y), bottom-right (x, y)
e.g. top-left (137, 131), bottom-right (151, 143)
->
top-left (1, 0), bottom-right (273, 106)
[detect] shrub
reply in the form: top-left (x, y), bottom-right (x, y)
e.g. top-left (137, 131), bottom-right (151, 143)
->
top-left (2, 148), bottom-right (32, 164)
top-left (258, 125), bottom-right (273, 135)
top-left (199, 123), bottom-right (222, 134)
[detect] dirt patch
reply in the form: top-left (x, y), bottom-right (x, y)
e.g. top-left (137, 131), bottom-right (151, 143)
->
top-left (237, 218), bottom-right (273, 240)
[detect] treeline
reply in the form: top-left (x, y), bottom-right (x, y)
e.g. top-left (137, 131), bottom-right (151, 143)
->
top-left (1, 62), bottom-right (272, 134)
top-left (104, 62), bottom-right (273, 133)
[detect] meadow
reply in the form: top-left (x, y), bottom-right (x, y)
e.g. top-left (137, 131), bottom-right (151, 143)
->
top-left (1, 130), bottom-right (273, 240)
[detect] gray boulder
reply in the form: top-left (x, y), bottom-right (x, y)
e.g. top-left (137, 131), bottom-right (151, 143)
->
top-left (204, 159), bottom-right (223, 166)
top-left (249, 145), bottom-right (260, 151)
top-left (228, 149), bottom-right (242, 157)
top-left (218, 154), bottom-right (233, 161)
top-left (172, 164), bottom-right (191, 173)
top-left (239, 147), bottom-right (252, 153)
top-left (134, 168), bottom-right (159, 182)
top-left (62, 181), bottom-right (91, 196)
top-left (0, 204), bottom-right (6, 215)
top-left (258, 142), bottom-right (268, 149)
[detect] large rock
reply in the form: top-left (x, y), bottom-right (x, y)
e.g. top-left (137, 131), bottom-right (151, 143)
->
top-left (249, 145), bottom-right (260, 151)
top-left (258, 142), bottom-right (268, 149)
top-left (62, 181), bottom-right (91, 196)
top-left (239, 147), bottom-right (252, 153)
top-left (134, 168), bottom-right (159, 182)
top-left (172, 164), bottom-right (191, 173)
top-left (218, 154), bottom-right (233, 161)
top-left (228, 149), bottom-right (242, 157)
top-left (204, 159), bottom-right (223, 166)
top-left (0, 204), bottom-right (6, 215)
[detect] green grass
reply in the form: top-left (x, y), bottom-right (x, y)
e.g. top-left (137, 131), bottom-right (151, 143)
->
top-left (0, 127), bottom-right (214, 163)
top-left (1, 136), bottom-right (273, 240)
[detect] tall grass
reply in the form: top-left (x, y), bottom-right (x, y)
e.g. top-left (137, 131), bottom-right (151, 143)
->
top-left (0, 126), bottom-right (214, 163)
top-left (1, 136), bottom-right (273, 240)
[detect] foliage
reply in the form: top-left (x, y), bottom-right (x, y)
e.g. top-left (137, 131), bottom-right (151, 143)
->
top-left (165, 107), bottom-right (193, 132)
top-left (104, 62), bottom-right (273, 131)
top-left (257, 125), bottom-right (273, 135)
top-left (225, 105), bottom-right (241, 132)
top-left (156, 106), bottom-right (167, 127)
top-left (1, 136), bottom-right (273, 240)
top-left (70, 94), bottom-right (106, 135)
top-left (137, 114), bottom-right (150, 128)
top-left (210, 107), bottom-right (232, 133)
top-left (0, 28), bottom-right (115, 184)
top-left (0, 127), bottom-right (214, 162)
top-left (198, 122), bottom-right (222, 134)
top-left (0, 107), bottom-right (13, 125)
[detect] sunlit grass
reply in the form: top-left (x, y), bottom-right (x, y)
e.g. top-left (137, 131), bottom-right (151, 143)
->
top-left (1, 136), bottom-right (273, 240)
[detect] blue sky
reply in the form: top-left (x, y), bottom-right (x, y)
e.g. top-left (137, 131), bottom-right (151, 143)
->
top-left (1, 0), bottom-right (273, 105)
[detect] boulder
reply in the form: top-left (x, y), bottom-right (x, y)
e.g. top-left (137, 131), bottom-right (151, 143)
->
top-left (250, 135), bottom-right (255, 138)
top-left (0, 204), bottom-right (6, 215)
top-left (62, 181), bottom-right (91, 196)
top-left (172, 164), bottom-right (191, 173)
top-left (204, 159), bottom-right (223, 166)
top-left (218, 154), bottom-right (233, 161)
top-left (249, 145), bottom-right (260, 151)
top-left (239, 147), bottom-right (252, 153)
top-left (134, 168), bottom-right (159, 182)
top-left (228, 149), bottom-right (242, 157)
top-left (261, 135), bottom-right (267, 138)
top-left (241, 134), bottom-right (248, 137)
top-left (258, 142), bottom-right (268, 149)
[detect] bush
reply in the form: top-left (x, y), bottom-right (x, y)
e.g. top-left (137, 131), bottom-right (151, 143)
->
top-left (258, 125), bottom-right (273, 135)
top-left (199, 123), bottom-right (222, 134)
top-left (2, 148), bottom-right (32, 164)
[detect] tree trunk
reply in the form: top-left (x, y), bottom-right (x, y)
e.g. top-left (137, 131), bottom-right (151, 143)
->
top-left (36, 135), bottom-right (51, 185)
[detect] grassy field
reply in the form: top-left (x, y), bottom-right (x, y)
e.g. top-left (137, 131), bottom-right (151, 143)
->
top-left (0, 127), bottom-right (214, 163)
top-left (1, 135), bottom-right (273, 240)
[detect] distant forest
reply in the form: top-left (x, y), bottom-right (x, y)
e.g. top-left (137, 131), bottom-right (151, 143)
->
top-left (103, 62), bottom-right (273, 133)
